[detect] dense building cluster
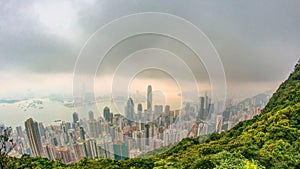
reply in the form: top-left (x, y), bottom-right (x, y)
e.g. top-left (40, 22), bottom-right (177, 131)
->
top-left (9, 85), bottom-right (270, 163)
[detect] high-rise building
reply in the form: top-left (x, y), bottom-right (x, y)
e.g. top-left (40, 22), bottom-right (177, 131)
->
top-left (154, 105), bottom-right (163, 119)
top-left (109, 112), bottom-right (114, 123)
top-left (200, 97), bottom-right (205, 113)
top-left (38, 122), bottom-right (45, 139)
top-left (25, 118), bottom-right (44, 157)
top-left (147, 85), bottom-right (152, 114)
top-left (216, 115), bottom-right (223, 133)
top-left (145, 124), bottom-right (150, 146)
top-left (79, 127), bottom-right (85, 141)
top-left (84, 139), bottom-right (93, 158)
top-left (185, 103), bottom-right (190, 114)
top-left (204, 92), bottom-right (209, 110)
top-left (198, 123), bottom-right (208, 135)
top-left (56, 146), bottom-right (74, 164)
top-left (86, 139), bottom-right (98, 159)
top-left (73, 112), bottom-right (79, 124)
top-left (88, 111), bottom-right (94, 121)
top-left (227, 121), bottom-right (233, 130)
top-left (88, 120), bottom-right (99, 138)
top-left (198, 97), bottom-right (205, 121)
top-left (43, 144), bottom-right (57, 160)
top-left (113, 141), bottom-right (129, 160)
top-left (73, 142), bottom-right (85, 161)
top-left (103, 107), bottom-right (110, 122)
top-left (126, 98), bottom-right (134, 124)
top-left (163, 105), bottom-right (170, 126)
top-left (16, 126), bottom-right (24, 137)
top-left (137, 103), bottom-right (142, 121)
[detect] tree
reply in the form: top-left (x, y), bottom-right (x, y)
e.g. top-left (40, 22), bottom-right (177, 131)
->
top-left (0, 125), bottom-right (16, 168)
top-left (0, 124), bottom-right (16, 155)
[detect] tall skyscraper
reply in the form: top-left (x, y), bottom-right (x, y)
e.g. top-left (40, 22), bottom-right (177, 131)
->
top-left (147, 85), bottom-right (152, 114)
top-left (137, 103), bottom-right (142, 121)
top-left (198, 123), bottom-right (208, 135)
top-left (79, 127), bottom-right (85, 141)
top-left (73, 112), bottom-right (79, 123)
top-left (88, 120), bottom-right (98, 138)
top-left (145, 124), bottom-right (150, 146)
top-left (16, 126), bottom-right (24, 137)
top-left (43, 144), bottom-right (57, 160)
top-left (164, 105), bottom-right (170, 116)
top-left (113, 141), bottom-right (129, 160)
top-left (25, 118), bottom-right (44, 157)
top-left (154, 105), bottom-right (163, 119)
top-left (204, 92), bottom-right (209, 110)
top-left (216, 115), bottom-right (223, 133)
top-left (73, 142), bottom-right (85, 161)
top-left (56, 146), bottom-right (74, 163)
top-left (207, 103), bottom-right (214, 120)
top-left (103, 107), bottom-right (112, 122)
top-left (38, 122), bottom-right (45, 138)
top-left (198, 97), bottom-right (205, 121)
top-left (126, 98), bottom-right (134, 123)
top-left (164, 105), bottom-right (170, 126)
top-left (87, 139), bottom-right (98, 159)
top-left (88, 111), bottom-right (94, 121)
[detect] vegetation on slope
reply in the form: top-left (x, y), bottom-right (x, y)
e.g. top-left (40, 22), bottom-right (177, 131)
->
top-left (1, 61), bottom-right (299, 169)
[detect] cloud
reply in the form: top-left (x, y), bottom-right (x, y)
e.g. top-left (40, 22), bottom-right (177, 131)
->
top-left (0, 0), bottom-right (94, 73)
top-left (0, 0), bottom-right (300, 98)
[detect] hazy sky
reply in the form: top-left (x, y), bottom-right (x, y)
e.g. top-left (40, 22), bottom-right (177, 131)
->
top-left (0, 0), bottom-right (299, 99)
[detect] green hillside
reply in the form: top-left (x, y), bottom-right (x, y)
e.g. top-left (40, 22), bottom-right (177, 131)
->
top-left (1, 61), bottom-right (299, 169)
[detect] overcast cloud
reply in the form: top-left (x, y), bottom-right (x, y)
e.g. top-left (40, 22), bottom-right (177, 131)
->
top-left (0, 0), bottom-right (299, 98)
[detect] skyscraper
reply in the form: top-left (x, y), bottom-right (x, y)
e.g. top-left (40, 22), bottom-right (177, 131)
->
top-left (25, 118), bottom-right (44, 157)
top-left (43, 144), bottom-right (57, 160)
top-left (137, 103), bottom-right (142, 121)
top-left (73, 112), bottom-right (79, 123)
top-left (79, 127), bottom-right (85, 141)
top-left (16, 126), bottom-right (24, 137)
top-left (198, 97), bottom-right (205, 121)
top-left (207, 103), bottom-right (214, 120)
top-left (147, 85), bottom-right (152, 114)
top-left (88, 111), bottom-right (94, 121)
top-left (145, 124), bottom-right (150, 146)
top-left (216, 115), bottom-right (223, 133)
top-left (73, 142), bottom-right (85, 161)
top-left (38, 122), bottom-right (45, 138)
top-left (56, 146), bottom-right (74, 163)
top-left (113, 141), bottom-right (129, 160)
top-left (87, 139), bottom-right (98, 159)
top-left (204, 92), bottom-right (209, 110)
top-left (164, 105), bottom-right (170, 126)
top-left (103, 107), bottom-right (110, 122)
top-left (154, 105), bottom-right (163, 119)
top-left (88, 120), bottom-right (98, 138)
top-left (164, 105), bottom-right (170, 116)
top-left (126, 98), bottom-right (134, 124)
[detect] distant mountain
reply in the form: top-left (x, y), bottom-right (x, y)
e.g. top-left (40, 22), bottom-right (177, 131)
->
top-left (239, 93), bottom-right (269, 106)
top-left (0, 99), bottom-right (25, 104)
top-left (1, 61), bottom-right (299, 168)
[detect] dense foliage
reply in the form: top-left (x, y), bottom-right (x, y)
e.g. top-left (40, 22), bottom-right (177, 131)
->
top-left (1, 61), bottom-right (299, 168)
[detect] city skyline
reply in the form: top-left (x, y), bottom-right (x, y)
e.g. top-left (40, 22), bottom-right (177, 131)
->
top-left (0, 84), bottom-right (272, 128)
top-left (5, 83), bottom-right (271, 162)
